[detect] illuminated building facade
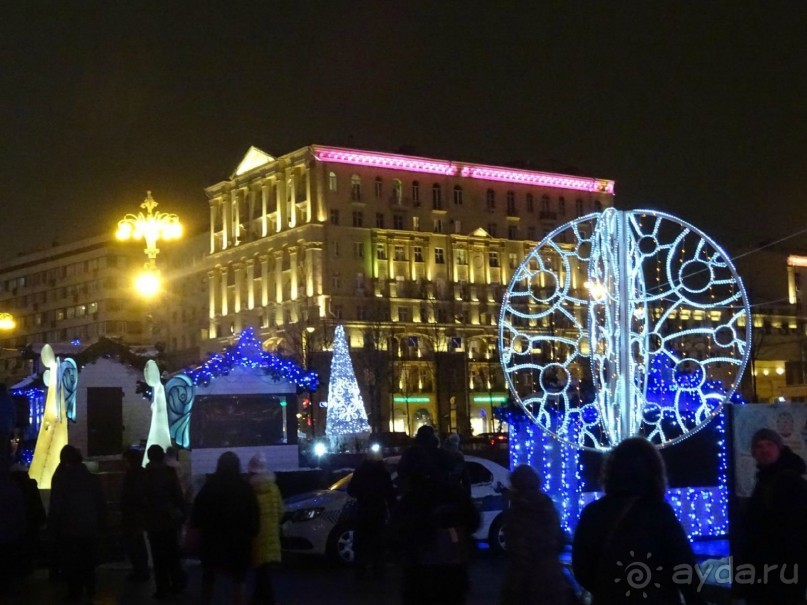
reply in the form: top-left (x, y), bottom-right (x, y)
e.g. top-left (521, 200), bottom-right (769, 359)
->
top-left (204, 145), bottom-right (615, 436)
top-left (0, 236), bottom-right (157, 381)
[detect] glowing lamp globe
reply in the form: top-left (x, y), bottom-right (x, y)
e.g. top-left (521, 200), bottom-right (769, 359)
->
top-left (135, 271), bottom-right (161, 298)
top-left (498, 208), bottom-right (751, 452)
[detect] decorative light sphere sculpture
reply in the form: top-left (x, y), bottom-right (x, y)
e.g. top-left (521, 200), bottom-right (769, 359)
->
top-left (498, 208), bottom-right (751, 451)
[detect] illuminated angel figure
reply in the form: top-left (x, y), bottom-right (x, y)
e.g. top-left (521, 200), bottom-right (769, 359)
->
top-left (498, 208), bottom-right (751, 451)
top-left (29, 344), bottom-right (78, 488)
top-left (142, 360), bottom-right (172, 466)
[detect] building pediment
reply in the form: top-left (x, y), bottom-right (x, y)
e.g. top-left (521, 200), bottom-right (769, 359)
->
top-left (234, 146), bottom-right (275, 177)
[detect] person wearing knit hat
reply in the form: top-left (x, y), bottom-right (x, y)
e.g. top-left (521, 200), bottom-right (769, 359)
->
top-left (737, 426), bottom-right (807, 603)
top-left (247, 452), bottom-right (282, 605)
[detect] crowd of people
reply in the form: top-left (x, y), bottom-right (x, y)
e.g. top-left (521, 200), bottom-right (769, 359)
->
top-left (0, 413), bottom-right (805, 604)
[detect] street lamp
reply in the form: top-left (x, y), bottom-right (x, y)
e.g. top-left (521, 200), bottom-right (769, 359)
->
top-left (0, 313), bottom-right (15, 331)
top-left (116, 191), bottom-right (183, 297)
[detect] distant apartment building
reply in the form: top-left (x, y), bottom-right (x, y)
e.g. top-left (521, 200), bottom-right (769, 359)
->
top-left (203, 145), bottom-right (615, 436)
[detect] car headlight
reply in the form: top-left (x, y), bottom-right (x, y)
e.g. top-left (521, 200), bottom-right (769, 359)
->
top-left (290, 507), bottom-right (324, 522)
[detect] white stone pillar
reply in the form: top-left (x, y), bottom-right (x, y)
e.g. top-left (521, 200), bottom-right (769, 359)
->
top-left (220, 264), bottom-right (229, 317)
top-left (260, 254), bottom-right (270, 306)
top-left (246, 259), bottom-right (255, 310)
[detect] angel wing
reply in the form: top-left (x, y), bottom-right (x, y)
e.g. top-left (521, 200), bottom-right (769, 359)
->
top-left (59, 358), bottom-right (79, 423)
top-left (165, 374), bottom-right (194, 449)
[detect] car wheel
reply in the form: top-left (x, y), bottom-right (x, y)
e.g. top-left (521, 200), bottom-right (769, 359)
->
top-left (326, 525), bottom-right (355, 565)
top-left (488, 514), bottom-right (506, 554)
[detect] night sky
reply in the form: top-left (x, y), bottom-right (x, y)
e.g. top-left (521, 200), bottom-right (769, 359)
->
top-left (1, 3), bottom-right (805, 264)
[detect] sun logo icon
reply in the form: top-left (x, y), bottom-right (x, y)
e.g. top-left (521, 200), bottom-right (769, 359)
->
top-left (615, 550), bottom-right (663, 598)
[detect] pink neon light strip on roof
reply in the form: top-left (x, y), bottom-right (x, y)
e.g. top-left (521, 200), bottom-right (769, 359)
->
top-left (313, 146), bottom-right (614, 194)
top-left (315, 147), bottom-right (457, 176)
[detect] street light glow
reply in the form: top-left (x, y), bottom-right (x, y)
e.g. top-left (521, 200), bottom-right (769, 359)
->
top-left (0, 313), bottom-right (15, 331)
top-left (116, 191), bottom-right (183, 269)
top-left (135, 270), bottom-right (162, 298)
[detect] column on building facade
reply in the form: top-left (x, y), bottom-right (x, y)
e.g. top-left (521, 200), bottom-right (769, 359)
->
top-left (274, 251), bottom-right (284, 303)
top-left (260, 254), bottom-right (270, 306)
top-left (246, 258), bottom-right (255, 310)
top-left (231, 189), bottom-right (240, 244)
top-left (221, 195), bottom-right (231, 249)
top-left (276, 177), bottom-right (285, 233)
top-left (233, 262), bottom-right (244, 313)
top-left (208, 269), bottom-right (218, 338)
top-left (303, 244), bottom-right (314, 298)
top-left (261, 182), bottom-right (269, 237)
top-left (287, 173), bottom-right (297, 228)
top-left (209, 202), bottom-right (217, 253)
top-left (220, 264), bottom-right (229, 317)
top-left (289, 247), bottom-right (298, 300)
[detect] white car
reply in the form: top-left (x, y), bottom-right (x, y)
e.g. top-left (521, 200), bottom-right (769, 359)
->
top-left (281, 455), bottom-right (511, 564)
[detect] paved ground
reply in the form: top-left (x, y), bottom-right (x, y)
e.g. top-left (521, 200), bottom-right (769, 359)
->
top-left (7, 548), bottom-right (508, 605)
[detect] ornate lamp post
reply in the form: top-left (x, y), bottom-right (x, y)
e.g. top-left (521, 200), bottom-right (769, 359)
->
top-left (116, 191), bottom-right (183, 297)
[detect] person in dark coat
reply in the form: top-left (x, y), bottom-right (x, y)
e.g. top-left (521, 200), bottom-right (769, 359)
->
top-left (0, 383), bottom-right (16, 467)
top-left (391, 454), bottom-right (480, 605)
top-left (738, 427), bottom-right (807, 605)
top-left (501, 465), bottom-right (576, 604)
top-left (48, 445), bottom-right (107, 602)
top-left (397, 425), bottom-right (450, 494)
top-left (572, 437), bottom-right (707, 605)
top-left (442, 433), bottom-right (471, 496)
top-left (0, 463), bottom-right (25, 598)
top-left (120, 448), bottom-right (150, 582)
top-left (9, 461), bottom-right (46, 578)
top-left (143, 444), bottom-right (186, 599)
top-left (191, 451), bottom-right (260, 605)
top-left (347, 449), bottom-right (396, 579)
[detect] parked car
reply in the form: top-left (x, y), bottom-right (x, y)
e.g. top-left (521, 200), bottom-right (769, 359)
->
top-left (280, 455), bottom-right (511, 564)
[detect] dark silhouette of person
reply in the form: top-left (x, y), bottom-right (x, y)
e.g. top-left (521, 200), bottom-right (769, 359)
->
top-left (0, 383), bottom-right (16, 468)
top-left (9, 461), bottom-right (46, 578)
top-left (442, 433), bottom-right (471, 496)
top-left (737, 428), bottom-right (807, 605)
top-left (191, 451), bottom-right (260, 605)
top-left (391, 446), bottom-right (480, 605)
top-left (501, 465), bottom-right (575, 604)
top-left (120, 448), bottom-right (150, 582)
top-left (0, 463), bottom-right (25, 598)
top-left (143, 444), bottom-right (186, 599)
top-left (47, 444), bottom-right (107, 602)
top-left (397, 425), bottom-right (450, 494)
top-left (347, 448), bottom-right (396, 579)
top-left (572, 437), bottom-right (707, 605)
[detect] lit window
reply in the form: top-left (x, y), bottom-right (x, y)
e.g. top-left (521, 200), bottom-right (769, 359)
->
top-left (394, 246), bottom-right (406, 261)
top-left (453, 186), bottom-right (463, 205)
top-left (351, 175), bottom-right (361, 201)
top-left (398, 307), bottom-right (411, 322)
top-left (432, 184), bottom-right (443, 210)
top-left (377, 244), bottom-right (387, 260)
top-left (392, 179), bottom-right (403, 203)
top-left (328, 171), bottom-right (337, 192)
top-left (412, 216), bottom-right (419, 231)
top-left (435, 248), bottom-right (445, 264)
top-left (433, 219), bottom-right (444, 233)
top-left (455, 249), bottom-right (467, 265)
top-left (489, 252), bottom-right (500, 268)
top-left (414, 246), bottom-right (424, 262)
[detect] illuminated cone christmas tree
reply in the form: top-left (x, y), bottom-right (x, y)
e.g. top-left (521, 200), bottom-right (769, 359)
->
top-left (325, 324), bottom-right (371, 438)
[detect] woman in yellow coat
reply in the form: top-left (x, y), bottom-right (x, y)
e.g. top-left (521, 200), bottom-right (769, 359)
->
top-left (248, 453), bottom-right (283, 605)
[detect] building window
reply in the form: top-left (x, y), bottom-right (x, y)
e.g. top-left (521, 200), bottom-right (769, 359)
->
top-left (333, 241), bottom-right (340, 256)
top-left (558, 197), bottom-right (566, 216)
top-left (376, 212), bottom-right (385, 228)
top-left (414, 246), bottom-right (424, 262)
top-left (333, 304), bottom-right (343, 319)
top-left (489, 252), bottom-right (500, 268)
top-left (541, 195), bottom-right (550, 213)
top-left (432, 184), bottom-right (443, 210)
top-left (328, 171), bottom-right (337, 192)
top-left (486, 189), bottom-right (495, 211)
top-left (330, 209), bottom-right (340, 225)
top-left (487, 223), bottom-right (497, 237)
top-left (455, 249), bottom-right (467, 265)
top-left (575, 198), bottom-right (584, 214)
top-left (453, 186), bottom-right (463, 205)
top-left (412, 181), bottom-right (420, 204)
top-left (356, 305), bottom-right (366, 320)
top-left (508, 225), bottom-right (518, 240)
top-left (398, 307), bottom-right (411, 322)
top-left (351, 175), bottom-right (361, 201)
top-left (377, 244), bottom-right (387, 260)
top-left (352, 211), bottom-right (363, 227)
top-left (353, 242), bottom-right (364, 258)
top-left (506, 191), bottom-right (516, 215)
top-left (412, 216), bottom-right (419, 231)
top-left (594, 199), bottom-right (603, 211)
top-left (374, 177), bottom-right (383, 199)
top-left (526, 193), bottom-right (534, 212)
top-left (393, 214), bottom-right (404, 230)
top-left (394, 245), bottom-right (406, 261)
top-left (433, 218), bottom-right (444, 233)
top-left (527, 226), bottom-right (536, 240)
top-left (435, 248), bottom-right (445, 264)
top-left (509, 252), bottom-right (519, 269)
top-left (453, 219), bottom-right (461, 234)
top-left (331, 273), bottom-right (341, 289)
top-left (392, 179), bottom-right (403, 203)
